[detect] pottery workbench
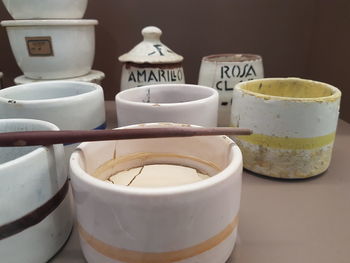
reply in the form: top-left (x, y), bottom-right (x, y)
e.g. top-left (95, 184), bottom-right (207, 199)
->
top-left (50, 101), bottom-right (350, 263)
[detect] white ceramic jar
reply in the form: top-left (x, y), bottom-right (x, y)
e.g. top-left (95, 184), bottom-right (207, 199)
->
top-left (119, 26), bottom-right (185, 91)
top-left (2, 0), bottom-right (88, 19)
top-left (0, 81), bottom-right (106, 161)
top-left (70, 123), bottom-right (242, 263)
top-left (14, 70), bottom-right (105, 85)
top-left (115, 84), bottom-right (219, 127)
top-left (0, 118), bottom-right (73, 263)
top-left (231, 78), bottom-right (341, 179)
top-left (1, 19), bottom-right (97, 79)
top-left (198, 54), bottom-right (264, 126)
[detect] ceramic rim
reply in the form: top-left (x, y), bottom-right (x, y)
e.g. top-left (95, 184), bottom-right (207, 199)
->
top-left (235, 77), bottom-right (341, 102)
top-left (70, 123), bottom-right (242, 196)
top-left (1, 19), bottom-right (98, 27)
top-left (14, 70), bottom-right (105, 84)
top-left (0, 81), bottom-right (102, 105)
top-left (202, 53), bottom-right (262, 62)
top-left (115, 84), bottom-right (218, 108)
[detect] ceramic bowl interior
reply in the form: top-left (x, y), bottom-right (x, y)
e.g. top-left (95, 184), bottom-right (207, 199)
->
top-left (72, 123), bottom-right (240, 191)
top-left (237, 78), bottom-right (341, 101)
top-left (117, 84), bottom-right (217, 105)
top-left (0, 119), bottom-right (59, 164)
top-left (0, 145), bottom-right (40, 164)
top-left (0, 81), bottom-right (99, 101)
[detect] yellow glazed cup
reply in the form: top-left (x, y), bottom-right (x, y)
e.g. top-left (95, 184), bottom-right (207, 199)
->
top-left (231, 78), bottom-right (341, 179)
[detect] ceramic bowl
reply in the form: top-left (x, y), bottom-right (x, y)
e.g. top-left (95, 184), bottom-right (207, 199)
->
top-left (14, 70), bottom-right (105, 85)
top-left (1, 19), bottom-right (97, 79)
top-left (2, 0), bottom-right (88, 19)
top-left (231, 77), bottom-right (341, 179)
top-left (198, 54), bottom-right (264, 126)
top-left (0, 118), bottom-right (73, 263)
top-left (70, 123), bottom-right (242, 263)
top-left (115, 84), bottom-right (219, 127)
top-left (0, 81), bottom-right (106, 161)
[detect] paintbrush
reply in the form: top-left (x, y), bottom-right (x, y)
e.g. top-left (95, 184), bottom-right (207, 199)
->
top-left (0, 126), bottom-right (252, 147)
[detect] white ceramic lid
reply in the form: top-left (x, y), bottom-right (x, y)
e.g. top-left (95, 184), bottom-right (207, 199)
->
top-left (14, 70), bottom-right (105, 84)
top-left (1, 19), bottom-right (98, 27)
top-left (118, 26), bottom-right (183, 64)
top-left (0, 72), bottom-right (3, 78)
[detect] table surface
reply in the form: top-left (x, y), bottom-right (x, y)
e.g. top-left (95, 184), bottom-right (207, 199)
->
top-left (51, 101), bottom-right (350, 263)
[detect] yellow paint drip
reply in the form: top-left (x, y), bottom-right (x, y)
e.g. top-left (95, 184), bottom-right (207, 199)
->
top-left (237, 132), bottom-right (335, 150)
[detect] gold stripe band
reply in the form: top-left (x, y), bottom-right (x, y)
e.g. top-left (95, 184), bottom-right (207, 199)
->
top-left (78, 216), bottom-right (238, 263)
top-left (236, 132), bottom-right (335, 150)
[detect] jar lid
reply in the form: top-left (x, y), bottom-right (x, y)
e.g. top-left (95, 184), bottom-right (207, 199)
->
top-left (118, 26), bottom-right (183, 64)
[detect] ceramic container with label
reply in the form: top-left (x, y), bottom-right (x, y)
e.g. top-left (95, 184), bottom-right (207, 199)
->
top-left (0, 118), bottom-right (73, 263)
top-left (231, 78), bottom-right (341, 179)
top-left (115, 84), bottom-right (218, 127)
top-left (0, 81), bottom-right (106, 161)
top-left (70, 123), bottom-right (242, 263)
top-left (119, 26), bottom-right (185, 91)
top-left (198, 54), bottom-right (264, 126)
top-left (2, 0), bottom-right (88, 19)
top-left (14, 70), bottom-right (105, 85)
top-left (1, 19), bottom-right (97, 79)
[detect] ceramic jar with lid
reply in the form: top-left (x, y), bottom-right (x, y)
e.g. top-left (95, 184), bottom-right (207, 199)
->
top-left (119, 26), bottom-right (185, 91)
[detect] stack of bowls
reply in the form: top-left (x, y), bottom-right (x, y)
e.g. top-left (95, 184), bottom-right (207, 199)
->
top-left (1, 0), bottom-right (105, 85)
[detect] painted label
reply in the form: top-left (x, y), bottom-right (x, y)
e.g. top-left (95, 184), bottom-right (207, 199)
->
top-left (214, 63), bottom-right (263, 107)
top-left (123, 66), bottom-right (185, 90)
top-left (146, 43), bottom-right (177, 57)
top-left (25, 36), bottom-right (54, 57)
top-left (199, 60), bottom-right (263, 126)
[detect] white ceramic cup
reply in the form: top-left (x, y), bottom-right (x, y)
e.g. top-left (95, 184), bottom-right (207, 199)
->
top-left (2, 0), bottom-right (88, 19)
top-left (70, 122), bottom-right (242, 263)
top-left (115, 84), bottom-right (219, 127)
top-left (1, 19), bottom-right (97, 79)
top-left (231, 78), bottom-right (341, 179)
top-left (0, 118), bottom-right (73, 263)
top-left (198, 54), bottom-right (264, 126)
top-left (0, 81), bottom-right (106, 161)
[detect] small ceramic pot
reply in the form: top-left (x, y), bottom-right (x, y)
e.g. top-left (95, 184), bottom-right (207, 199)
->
top-left (0, 118), bottom-right (73, 263)
top-left (231, 78), bottom-right (341, 179)
top-left (1, 19), bottom-right (97, 79)
top-left (115, 84), bottom-right (219, 127)
top-left (14, 70), bottom-right (105, 85)
top-left (0, 81), bottom-right (106, 161)
top-left (2, 0), bottom-right (88, 19)
top-left (119, 26), bottom-right (185, 91)
top-left (70, 123), bottom-right (242, 263)
top-left (198, 54), bottom-right (264, 126)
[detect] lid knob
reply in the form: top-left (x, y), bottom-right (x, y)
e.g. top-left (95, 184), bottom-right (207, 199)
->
top-left (142, 26), bottom-right (162, 42)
